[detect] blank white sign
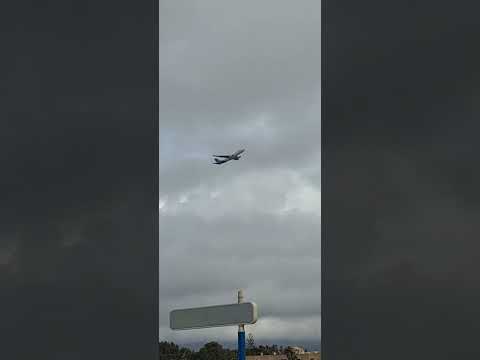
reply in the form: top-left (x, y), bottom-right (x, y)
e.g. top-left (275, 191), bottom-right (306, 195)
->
top-left (170, 302), bottom-right (258, 330)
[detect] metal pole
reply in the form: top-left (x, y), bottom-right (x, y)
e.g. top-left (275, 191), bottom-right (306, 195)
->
top-left (238, 290), bottom-right (246, 360)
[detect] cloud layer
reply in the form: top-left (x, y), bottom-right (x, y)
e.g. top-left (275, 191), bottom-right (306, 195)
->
top-left (159, 0), bottom-right (321, 347)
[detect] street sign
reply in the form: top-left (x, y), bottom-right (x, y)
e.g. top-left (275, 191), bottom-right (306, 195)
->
top-left (170, 302), bottom-right (258, 330)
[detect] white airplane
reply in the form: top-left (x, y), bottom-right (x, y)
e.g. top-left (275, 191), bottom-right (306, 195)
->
top-left (212, 149), bottom-right (245, 165)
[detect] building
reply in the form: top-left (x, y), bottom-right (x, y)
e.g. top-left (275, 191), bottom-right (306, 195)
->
top-left (287, 347), bottom-right (305, 355)
top-left (247, 347), bottom-right (320, 360)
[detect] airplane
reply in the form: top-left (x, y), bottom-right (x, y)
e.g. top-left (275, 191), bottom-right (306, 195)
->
top-left (212, 149), bottom-right (245, 165)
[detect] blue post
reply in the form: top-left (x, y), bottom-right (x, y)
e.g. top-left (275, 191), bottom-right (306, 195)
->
top-left (238, 328), bottom-right (245, 360)
top-left (237, 289), bottom-right (246, 360)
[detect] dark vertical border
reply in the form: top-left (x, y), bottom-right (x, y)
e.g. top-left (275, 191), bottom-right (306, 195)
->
top-left (321, 0), bottom-right (327, 356)
top-left (154, 0), bottom-right (160, 356)
top-left (0, 1), bottom-right (159, 358)
top-left (323, 0), bottom-right (480, 359)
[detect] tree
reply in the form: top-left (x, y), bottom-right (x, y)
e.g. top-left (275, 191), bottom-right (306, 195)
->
top-left (159, 341), bottom-right (179, 355)
top-left (195, 341), bottom-right (235, 360)
top-left (159, 342), bottom-right (180, 360)
top-left (159, 342), bottom-right (194, 360)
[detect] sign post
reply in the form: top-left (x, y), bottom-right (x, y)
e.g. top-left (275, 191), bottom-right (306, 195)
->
top-left (169, 290), bottom-right (257, 360)
top-left (237, 290), bottom-right (246, 360)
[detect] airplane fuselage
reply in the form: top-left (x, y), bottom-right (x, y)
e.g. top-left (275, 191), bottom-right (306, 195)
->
top-left (212, 149), bottom-right (245, 164)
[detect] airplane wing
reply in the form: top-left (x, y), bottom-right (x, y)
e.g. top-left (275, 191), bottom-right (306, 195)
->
top-left (213, 158), bottom-right (230, 164)
top-left (212, 155), bottom-right (231, 158)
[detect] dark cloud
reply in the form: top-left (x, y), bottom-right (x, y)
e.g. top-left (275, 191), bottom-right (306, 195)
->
top-left (323, 0), bottom-right (480, 358)
top-left (0, 1), bottom-right (157, 358)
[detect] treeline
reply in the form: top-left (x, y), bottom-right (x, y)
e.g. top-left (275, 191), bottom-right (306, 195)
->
top-left (159, 341), bottom-right (236, 360)
top-left (159, 336), bottom-right (303, 360)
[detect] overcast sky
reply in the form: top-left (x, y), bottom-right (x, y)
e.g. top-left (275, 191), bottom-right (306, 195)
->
top-left (159, 1), bottom-right (321, 347)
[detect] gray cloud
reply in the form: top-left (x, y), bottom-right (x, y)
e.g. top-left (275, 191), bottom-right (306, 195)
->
top-left (160, 1), bottom-right (320, 122)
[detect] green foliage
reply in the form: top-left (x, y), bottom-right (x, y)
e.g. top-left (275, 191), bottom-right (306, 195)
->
top-left (196, 342), bottom-right (224, 360)
top-left (159, 340), bottom-right (300, 360)
top-left (159, 341), bottom-right (194, 360)
top-left (192, 342), bottom-right (236, 360)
